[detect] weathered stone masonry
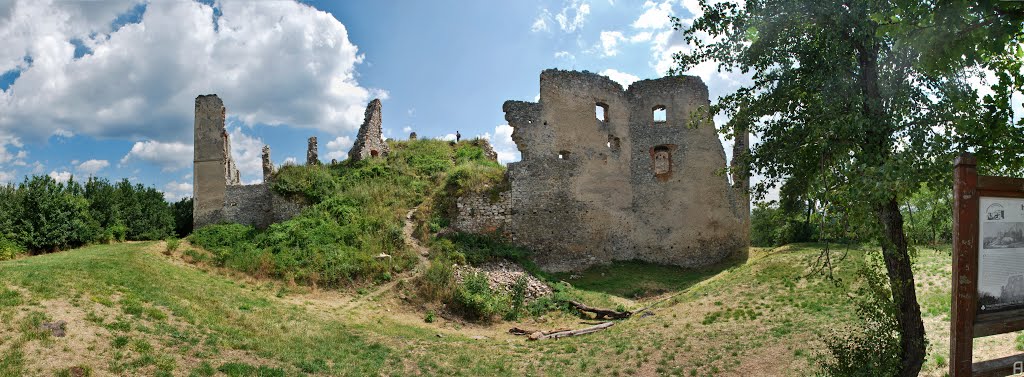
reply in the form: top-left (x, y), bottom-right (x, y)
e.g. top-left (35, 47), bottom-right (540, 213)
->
top-left (455, 70), bottom-right (750, 272)
top-left (192, 94), bottom-right (304, 229)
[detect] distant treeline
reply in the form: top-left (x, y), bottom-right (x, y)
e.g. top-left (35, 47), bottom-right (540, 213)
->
top-left (751, 183), bottom-right (953, 247)
top-left (0, 175), bottom-right (193, 259)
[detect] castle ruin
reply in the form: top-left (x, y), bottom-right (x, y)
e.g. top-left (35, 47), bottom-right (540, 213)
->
top-left (455, 70), bottom-right (749, 272)
top-left (349, 99), bottom-right (390, 161)
top-left (192, 94), bottom-right (304, 229)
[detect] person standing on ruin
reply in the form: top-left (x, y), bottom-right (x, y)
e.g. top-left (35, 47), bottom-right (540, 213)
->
top-left (456, 131), bottom-right (461, 142)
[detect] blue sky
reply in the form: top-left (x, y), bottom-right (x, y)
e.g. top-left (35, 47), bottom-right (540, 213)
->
top-left (0, 0), bottom-right (753, 200)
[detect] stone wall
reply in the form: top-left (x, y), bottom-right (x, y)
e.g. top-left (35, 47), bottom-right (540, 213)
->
top-left (486, 69), bottom-right (749, 272)
top-left (192, 94), bottom-right (305, 230)
top-left (222, 184), bottom-right (305, 229)
top-left (349, 99), bottom-right (390, 161)
top-left (452, 191), bottom-right (512, 236)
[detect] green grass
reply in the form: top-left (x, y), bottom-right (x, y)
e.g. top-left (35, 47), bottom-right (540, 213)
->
top-left (551, 259), bottom-right (740, 299)
top-left (0, 240), bottom-right (965, 376)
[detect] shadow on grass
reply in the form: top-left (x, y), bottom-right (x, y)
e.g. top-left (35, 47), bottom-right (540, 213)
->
top-left (550, 253), bottom-right (747, 299)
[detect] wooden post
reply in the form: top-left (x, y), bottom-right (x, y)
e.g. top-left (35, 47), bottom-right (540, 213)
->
top-left (951, 152), bottom-right (979, 376)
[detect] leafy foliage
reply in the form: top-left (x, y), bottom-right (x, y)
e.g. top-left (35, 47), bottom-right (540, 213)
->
top-left (0, 176), bottom-right (173, 253)
top-left (674, 1), bottom-right (1023, 374)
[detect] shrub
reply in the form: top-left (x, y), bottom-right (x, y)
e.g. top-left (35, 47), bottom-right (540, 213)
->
top-left (452, 271), bottom-right (510, 322)
top-left (270, 164), bottom-right (338, 203)
top-left (819, 263), bottom-right (902, 376)
top-left (188, 224), bottom-right (256, 264)
top-left (164, 238), bottom-right (180, 254)
top-left (0, 237), bottom-right (23, 261)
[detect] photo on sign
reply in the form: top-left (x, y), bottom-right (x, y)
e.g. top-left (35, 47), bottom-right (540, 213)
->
top-left (987, 203), bottom-right (1006, 220)
top-left (983, 222), bottom-right (1024, 250)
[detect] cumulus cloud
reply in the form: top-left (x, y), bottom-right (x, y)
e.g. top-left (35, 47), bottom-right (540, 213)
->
top-left (633, 0), bottom-right (673, 29)
top-left (0, 170), bottom-right (15, 184)
top-left (479, 124), bottom-right (520, 165)
top-left (227, 126), bottom-right (265, 184)
top-left (402, 126), bottom-right (412, 134)
top-left (439, 133), bottom-right (457, 142)
top-left (76, 159), bottom-right (109, 175)
top-left (556, 1), bottom-right (591, 32)
top-left (283, 156), bottom-right (298, 165)
top-left (531, 9), bottom-right (551, 32)
top-left (534, 1), bottom-right (590, 33)
top-left (0, 0), bottom-right (382, 144)
top-left (554, 51), bottom-right (576, 60)
top-left (600, 69), bottom-right (641, 87)
top-left (600, 31), bottom-right (625, 56)
top-left (48, 170), bottom-right (71, 183)
top-left (163, 180), bottom-right (193, 201)
top-left (120, 140), bottom-right (191, 171)
top-left (325, 135), bottom-right (353, 161)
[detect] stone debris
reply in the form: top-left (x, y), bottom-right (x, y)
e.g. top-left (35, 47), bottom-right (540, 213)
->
top-left (454, 260), bottom-right (552, 300)
top-left (39, 320), bottom-right (66, 337)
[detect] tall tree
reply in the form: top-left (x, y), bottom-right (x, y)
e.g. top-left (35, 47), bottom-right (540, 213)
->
top-left (673, 1), bottom-right (1024, 375)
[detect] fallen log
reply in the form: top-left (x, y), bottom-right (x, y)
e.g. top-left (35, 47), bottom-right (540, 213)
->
top-left (509, 327), bottom-right (571, 336)
top-left (567, 300), bottom-right (632, 319)
top-left (528, 321), bottom-right (614, 340)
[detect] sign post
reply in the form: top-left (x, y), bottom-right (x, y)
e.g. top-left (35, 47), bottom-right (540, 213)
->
top-left (951, 153), bottom-right (1024, 376)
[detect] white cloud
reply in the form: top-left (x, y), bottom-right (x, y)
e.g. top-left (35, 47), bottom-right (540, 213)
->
top-left (554, 51), bottom-right (576, 60)
top-left (325, 135), bottom-right (353, 161)
top-left (283, 156), bottom-right (297, 165)
top-left (402, 126), bottom-right (412, 133)
top-left (535, 1), bottom-right (589, 33)
top-left (439, 133), bottom-right (457, 142)
top-left (0, 170), bottom-right (15, 184)
top-left (630, 31), bottom-right (653, 43)
top-left (51, 128), bottom-right (75, 139)
top-left (633, 1), bottom-right (674, 29)
top-left (76, 159), bottom-right (109, 175)
top-left (600, 31), bottom-right (625, 56)
top-left (227, 126), bottom-right (265, 183)
top-left (531, 10), bottom-right (551, 32)
top-left (479, 124), bottom-right (520, 165)
top-left (48, 170), bottom-right (71, 183)
top-left (0, 0), bottom-right (382, 144)
top-left (555, 1), bottom-right (591, 33)
top-left (600, 69), bottom-right (641, 87)
top-left (163, 180), bottom-right (193, 201)
top-left (120, 140), bottom-right (191, 171)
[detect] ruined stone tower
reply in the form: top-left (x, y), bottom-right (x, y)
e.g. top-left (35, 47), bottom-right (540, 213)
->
top-left (498, 69), bottom-right (749, 271)
top-left (349, 99), bottom-right (390, 161)
top-left (193, 94), bottom-right (239, 228)
top-left (192, 94), bottom-right (304, 230)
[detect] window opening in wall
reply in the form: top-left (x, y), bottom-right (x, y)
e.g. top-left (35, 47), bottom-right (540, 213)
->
top-left (652, 145), bottom-right (673, 180)
top-left (596, 102), bottom-right (609, 122)
top-left (370, 150), bottom-right (379, 157)
top-left (607, 134), bottom-right (620, 152)
top-left (653, 105), bottom-right (667, 123)
top-left (558, 150), bottom-right (570, 160)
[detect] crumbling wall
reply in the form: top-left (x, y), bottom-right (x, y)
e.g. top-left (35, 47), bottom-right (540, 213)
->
top-left (495, 69), bottom-right (749, 272)
top-left (452, 191), bottom-right (512, 236)
top-left (193, 94), bottom-right (305, 230)
top-left (349, 99), bottom-right (390, 161)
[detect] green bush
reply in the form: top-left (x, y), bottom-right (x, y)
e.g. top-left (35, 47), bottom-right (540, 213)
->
top-left (270, 164), bottom-right (338, 204)
top-left (164, 238), bottom-right (180, 254)
top-left (0, 237), bottom-right (23, 261)
top-left (452, 271), bottom-right (510, 322)
top-left (819, 263), bottom-right (903, 376)
top-left (188, 224), bottom-right (256, 264)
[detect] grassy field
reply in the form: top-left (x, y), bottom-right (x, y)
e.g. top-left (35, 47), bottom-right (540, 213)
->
top-left (0, 241), bottom-right (1013, 376)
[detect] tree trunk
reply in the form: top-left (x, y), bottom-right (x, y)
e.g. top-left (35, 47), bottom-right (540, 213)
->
top-left (876, 198), bottom-right (927, 377)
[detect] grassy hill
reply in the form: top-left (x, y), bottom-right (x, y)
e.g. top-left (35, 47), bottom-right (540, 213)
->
top-left (0, 240), bottom-right (1004, 376)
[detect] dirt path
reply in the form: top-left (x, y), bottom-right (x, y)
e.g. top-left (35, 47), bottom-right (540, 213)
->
top-left (338, 207), bottom-right (430, 311)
